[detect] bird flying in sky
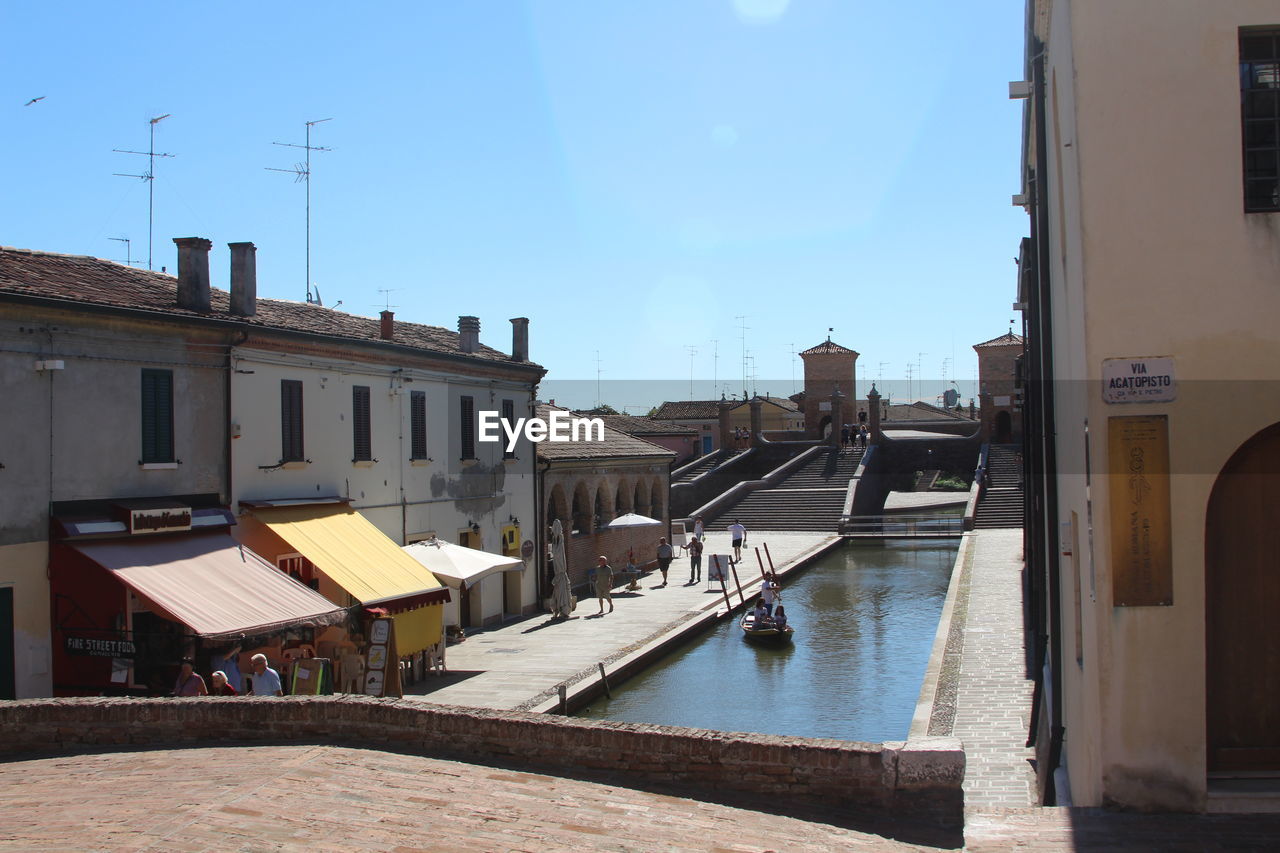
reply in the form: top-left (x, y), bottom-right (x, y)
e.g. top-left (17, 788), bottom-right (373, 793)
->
top-left (24, 96), bottom-right (45, 106)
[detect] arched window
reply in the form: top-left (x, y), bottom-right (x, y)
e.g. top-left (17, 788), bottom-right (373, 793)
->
top-left (571, 481), bottom-right (591, 535)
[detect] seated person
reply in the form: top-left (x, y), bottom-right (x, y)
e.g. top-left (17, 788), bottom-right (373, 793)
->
top-left (751, 599), bottom-right (770, 627)
top-left (772, 604), bottom-right (788, 630)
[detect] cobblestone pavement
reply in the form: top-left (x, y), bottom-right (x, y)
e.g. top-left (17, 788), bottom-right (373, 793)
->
top-left (950, 529), bottom-right (1037, 811)
top-left (407, 532), bottom-right (835, 711)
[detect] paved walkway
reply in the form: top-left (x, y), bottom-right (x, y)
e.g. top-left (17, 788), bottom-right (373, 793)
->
top-left (949, 529), bottom-right (1037, 811)
top-left (408, 532), bottom-right (835, 710)
top-left (6, 744), bottom-right (1279, 851)
top-left (882, 492), bottom-right (969, 511)
top-left (0, 744), bottom-right (938, 852)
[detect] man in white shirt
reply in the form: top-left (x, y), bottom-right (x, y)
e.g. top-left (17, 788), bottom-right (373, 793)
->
top-left (248, 653), bottom-right (284, 696)
top-left (728, 520), bottom-right (746, 561)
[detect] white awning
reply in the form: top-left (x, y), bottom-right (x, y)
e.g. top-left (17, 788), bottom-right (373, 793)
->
top-left (401, 539), bottom-right (524, 590)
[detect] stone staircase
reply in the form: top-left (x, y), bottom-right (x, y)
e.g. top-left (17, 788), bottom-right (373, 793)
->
top-left (673, 449), bottom-right (742, 484)
top-left (974, 444), bottom-right (1024, 529)
top-left (706, 447), bottom-right (863, 532)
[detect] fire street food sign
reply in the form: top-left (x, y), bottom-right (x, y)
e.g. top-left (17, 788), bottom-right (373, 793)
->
top-left (1102, 356), bottom-right (1176, 404)
top-left (65, 636), bottom-right (137, 658)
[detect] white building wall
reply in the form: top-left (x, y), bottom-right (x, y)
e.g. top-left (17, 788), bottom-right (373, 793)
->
top-left (1040, 0), bottom-right (1280, 809)
top-left (231, 345), bottom-right (538, 626)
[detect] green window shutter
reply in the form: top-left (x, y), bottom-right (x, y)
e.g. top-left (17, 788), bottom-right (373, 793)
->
top-left (140, 369), bottom-right (174, 463)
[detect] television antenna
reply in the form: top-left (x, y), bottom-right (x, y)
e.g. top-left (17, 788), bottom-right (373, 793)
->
top-left (735, 315), bottom-right (749, 400)
top-left (684, 345), bottom-right (697, 399)
top-left (375, 288), bottom-right (400, 310)
top-left (594, 351), bottom-right (604, 409)
top-left (108, 236), bottom-right (132, 267)
top-left (266, 117), bottom-right (333, 302)
top-left (112, 113), bottom-right (173, 270)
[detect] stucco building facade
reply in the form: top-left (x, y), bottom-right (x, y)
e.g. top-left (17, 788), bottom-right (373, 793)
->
top-left (1018, 0), bottom-right (1280, 811)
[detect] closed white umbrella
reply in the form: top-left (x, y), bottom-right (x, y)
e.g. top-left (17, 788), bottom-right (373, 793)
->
top-left (606, 512), bottom-right (663, 528)
top-left (402, 537), bottom-right (523, 590)
top-left (549, 519), bottom-right (573, 618)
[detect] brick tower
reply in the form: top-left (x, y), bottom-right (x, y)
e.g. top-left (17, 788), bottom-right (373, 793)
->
top-left (799, 339), bottom-right (858, 440)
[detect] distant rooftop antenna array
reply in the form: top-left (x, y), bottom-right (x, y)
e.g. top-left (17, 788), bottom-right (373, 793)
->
top-left (113, 113), bottom-right (173, 270)
top-left (267, 118), bottom-right (333, 303)
top-left (684, 345), bottom-right (697, 399)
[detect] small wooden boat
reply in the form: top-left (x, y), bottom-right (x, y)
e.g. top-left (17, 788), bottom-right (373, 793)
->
top-left (740, 611), bottom-right (794, 642)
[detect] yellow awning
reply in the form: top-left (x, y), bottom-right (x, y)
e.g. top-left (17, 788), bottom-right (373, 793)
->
top-left (250, 505), bottom-right (447, 609)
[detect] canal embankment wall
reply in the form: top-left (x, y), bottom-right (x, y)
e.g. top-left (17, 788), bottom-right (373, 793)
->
top-left (0, 695), bottom-right (966, 828)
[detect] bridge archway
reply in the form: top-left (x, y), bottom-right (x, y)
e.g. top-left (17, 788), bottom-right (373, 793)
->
top-left (994, 411), bottom-right (1013, 443)
top-left (1205, 422), bottom-right (1280, 772)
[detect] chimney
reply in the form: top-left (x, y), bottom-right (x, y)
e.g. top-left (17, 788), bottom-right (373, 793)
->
top-left (173, 237), bottom-right (212, 312)
top-left (510, 317), bottom-right (529, 361)
top-left (228, 242), bottom-right (257, 317)
top-left (380, 310), bottom-right (395, 340)
top-left (459, 315), bottom-right (480, 353)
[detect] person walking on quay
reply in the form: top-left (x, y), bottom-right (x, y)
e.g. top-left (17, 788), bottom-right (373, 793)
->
top-left (728, 519), bottom-right (746, 562)
top-left (684, 535), bottom-right (703, 584)
top-left (693, 515), bottom-right (705, 541)
top-left (656, 537), bottom-right (673, 586)
top-left (248, 653), bottom-right (284, 696)
top-left (209, 670), bottom-right (238, 696)
top-left (593, 555), bottom-right (615, 614)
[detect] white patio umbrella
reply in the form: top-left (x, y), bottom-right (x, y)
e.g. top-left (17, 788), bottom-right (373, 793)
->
top-left (402, 537), bottom-right (523, 590)
top-left (549, 519), bottom-right (573, 618)
top-left (601, 512), bottom-right (660, 525)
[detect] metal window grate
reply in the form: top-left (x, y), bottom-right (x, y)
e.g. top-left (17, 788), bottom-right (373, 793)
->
top-left (501, 399), bottom-right (515, 458)
top-left (1242, 29), bottom-right (1280, 212)
top-left (281, 379), bottom-right (304, 461)
top-left (352, 385), bottom-right (371, 461)
top-left (410, 390), bottom-right (427, 459)
top-left (460, 395), bottom-right (475, 460)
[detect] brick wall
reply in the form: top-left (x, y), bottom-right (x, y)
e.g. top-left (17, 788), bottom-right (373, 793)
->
top-left (0, 696), bottom-right (965, 827)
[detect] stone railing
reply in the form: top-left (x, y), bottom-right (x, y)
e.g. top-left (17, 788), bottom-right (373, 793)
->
top-left (0, 696), bottom-right (965, 828)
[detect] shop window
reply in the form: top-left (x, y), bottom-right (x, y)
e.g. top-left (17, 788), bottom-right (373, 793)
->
top-left (140, 368), bottom-right (174, 463)
top-left (501, 398), bottom-right (516, 459)
top-left (410, 390), bottom-right (428, 459)
top-left (281, 379), bottom-right (304, 462)
top-left (352, 385), bottom-right (372, 461)
top-left (460, 395), bottom-right (475, 459)
top-left (278, 553), bottom-right (319, 590)
top-left (1242, 28), bottom-right (1280, 211)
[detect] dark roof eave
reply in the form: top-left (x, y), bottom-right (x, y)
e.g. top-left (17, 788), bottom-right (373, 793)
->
top-left (0, 290), bottom-right (546, 378)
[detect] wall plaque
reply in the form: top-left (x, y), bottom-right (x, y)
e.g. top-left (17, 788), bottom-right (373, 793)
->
top-left (1102, 356), bottom-right (1176, 404)
top-left (1108, 415), bottom-right (1172, 606)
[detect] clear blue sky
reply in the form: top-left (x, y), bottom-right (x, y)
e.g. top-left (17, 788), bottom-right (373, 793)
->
top-left (3, 1), bottom-right (1026, 413)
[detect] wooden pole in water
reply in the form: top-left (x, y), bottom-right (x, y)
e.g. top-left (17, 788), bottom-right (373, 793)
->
top-left (558, 684), bottom-right (567, 714)
top-left (597, 662), bottom-right (611, 698)
top-left (763, 541), bottom-right (776, 574)
top-left (728, 555), bottom-right (745, 606)
top-left (754, 546), bottom-right (768, 580)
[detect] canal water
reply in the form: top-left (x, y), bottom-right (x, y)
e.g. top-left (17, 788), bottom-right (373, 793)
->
top-left (576, 538), bottom-right (958, 743)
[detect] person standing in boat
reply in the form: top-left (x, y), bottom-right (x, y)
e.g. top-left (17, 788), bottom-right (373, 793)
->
top-left (761, 573), bottom-right (778, 616)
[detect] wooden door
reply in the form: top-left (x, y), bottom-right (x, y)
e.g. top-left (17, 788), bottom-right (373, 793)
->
top-left (0, 587), bottom-right (14, 700)
top-left (1205, 424), bottom-right (1280, 772)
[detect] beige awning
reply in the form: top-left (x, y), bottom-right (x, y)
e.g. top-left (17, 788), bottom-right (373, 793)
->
top-left (72, 532), bottom-right (346, 639)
